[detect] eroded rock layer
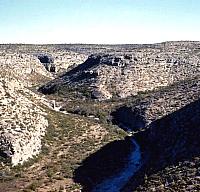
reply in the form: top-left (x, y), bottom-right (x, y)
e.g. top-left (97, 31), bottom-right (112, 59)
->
top-left (112, 77), bottom-right (200, 131)
top-left (40, 42), bottom-right (200, 100)
top-left (0, 77), bottom-right (48, 165)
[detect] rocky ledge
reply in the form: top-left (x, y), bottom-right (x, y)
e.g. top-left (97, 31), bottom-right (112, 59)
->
top-left (0, 50), bottom-right (51, 166)
top-left (0, 77), bottom-right (48, 165)
top-left (123, 96), bottom-right (200, 191)
top-left (39, 47), bottom-right (200, 100)
top-left (111, 76), bottom-right (200, 132)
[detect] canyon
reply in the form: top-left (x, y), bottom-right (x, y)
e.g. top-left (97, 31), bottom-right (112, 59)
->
top-left (0, 42), bottom-right (199, 191)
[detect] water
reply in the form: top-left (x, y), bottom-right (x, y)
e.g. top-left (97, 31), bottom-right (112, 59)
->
top-left (54, 105), bottom-right (142, 192)
top-left (92, 138), bottom-right (142, 192)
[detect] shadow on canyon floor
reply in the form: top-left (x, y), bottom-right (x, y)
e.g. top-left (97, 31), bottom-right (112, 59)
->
top-left (73, 99), bottom-right (200, 192)
top-left (73, 137), bottom-right (134, 192)
top-left (123, 98), bottom-right (200, 191)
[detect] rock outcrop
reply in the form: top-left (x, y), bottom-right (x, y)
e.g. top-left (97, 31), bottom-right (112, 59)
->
top-left (0, 77), bottom-right (48, 165)
top-left (37, 54), bottom-right (57, 72)
top-left (0, 52), bottom-right (53, 87)
top-left (0, 51), bottom-right (51, 165)
top-left (112, 77), bottom-right (200, 131)
top-left (39, 42), bottom-right (200, 100)
top-left (123, 97), bottom-right (200, 192)
top-left (0, 45), bottom-right (88, 166)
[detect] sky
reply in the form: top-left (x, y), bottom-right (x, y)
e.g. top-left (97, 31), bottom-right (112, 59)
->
top-left (0, 0), bottom-right (200, 44)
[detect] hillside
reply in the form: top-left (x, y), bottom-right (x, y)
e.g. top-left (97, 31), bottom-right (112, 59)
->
top-left (0, 44), bottom-right (127, 191)
top-left (123, 97), bottom-right (200, 192)
top-left (0, 42), bottom-right (199, 192)
top-left (111, 76), bottom-right (200, 132)
top-left (40, 41), bottom-right (200, 100)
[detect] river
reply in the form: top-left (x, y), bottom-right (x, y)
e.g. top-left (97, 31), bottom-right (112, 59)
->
top-left (52, 103), bottom-right (142, 192)
top-left (92, 137), bottom-right (142, 192)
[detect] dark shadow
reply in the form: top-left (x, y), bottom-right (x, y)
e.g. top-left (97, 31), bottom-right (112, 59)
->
top-left (73, 137), bottom-right (134, 192)
top-left (123, 98), bottom-right (200, 191)
top-left (69, 71), bottom-right (98, 83)
top-left (73, 98), bottom-right (200, 192)
top-left (0, 151), bottom-right (9, 159)
top-left (111, 106), bottom-right (147, 132)
top-left (39, 84), bottom-right (58, 94)
top-left (137, 97), bottom-right (200, 162)
top-left (37, 54), bottom-right (54, 63)
top-left (38, 54), bottom-right (101, 94)
top-left (60, 54), bottom-right (101, 78)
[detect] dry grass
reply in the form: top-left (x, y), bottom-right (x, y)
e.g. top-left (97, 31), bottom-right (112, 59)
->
top-left (0, 105), bottom-right (126, 192)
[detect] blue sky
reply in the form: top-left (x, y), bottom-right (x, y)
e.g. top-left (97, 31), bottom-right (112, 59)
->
top-left (0, 0), bottom-right (199, 44)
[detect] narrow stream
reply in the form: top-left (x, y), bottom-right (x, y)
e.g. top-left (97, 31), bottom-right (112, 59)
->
top-left (92, 137), bottom-right (142, 192)
top-left (52, 103), bottom-right (142, 192)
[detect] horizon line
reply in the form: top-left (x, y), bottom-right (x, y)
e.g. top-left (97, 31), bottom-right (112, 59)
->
top-left (0, 40), bottom-right (200, 46)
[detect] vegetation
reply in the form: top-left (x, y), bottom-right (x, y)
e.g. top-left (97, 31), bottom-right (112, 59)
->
top-left (0, 102), bottom-right (127, 191)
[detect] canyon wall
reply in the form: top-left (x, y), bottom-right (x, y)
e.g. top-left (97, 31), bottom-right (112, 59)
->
top-left (40, 43), bottom-right (200, 100)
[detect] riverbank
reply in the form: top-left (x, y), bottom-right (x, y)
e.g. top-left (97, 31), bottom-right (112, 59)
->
top-left (92, 138), bottom-right (142, 192)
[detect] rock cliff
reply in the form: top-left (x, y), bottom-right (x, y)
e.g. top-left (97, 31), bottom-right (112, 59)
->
top-left (0, 42), bottom-right (199, 191)
top-left (112, 77), bottom-right (200, 131)
top-left (39, 42), bottom-right (200, 100)
top-left (0, 50), bottom-right (52, 165)
top-left (124, 97), bottom-right (200, 191)
top-left (0, 52), bottom-right (52, 165)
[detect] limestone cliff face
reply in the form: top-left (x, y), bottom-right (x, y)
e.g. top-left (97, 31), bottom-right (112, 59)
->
top-left (36, 52), bottom-right (87, 73)
top-left (111, 77), bottom-right (200, 131)
top-left (0, 47), bottom-right (86, 166)
top-left (0, 77), bottom-right (48, 165)
top-left (0, 51), bottom-right (51, 165)
top-left (0, 53), bottom-right (53, 87)
top-left (39, 42), bottom-right (200, 100)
